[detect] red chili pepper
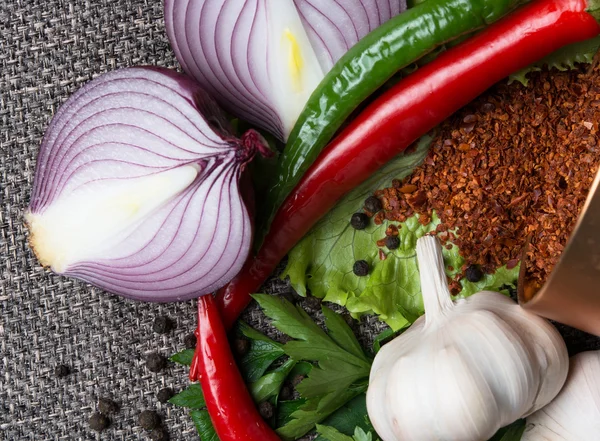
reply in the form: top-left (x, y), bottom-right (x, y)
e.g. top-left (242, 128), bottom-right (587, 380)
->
top-left (216, 0), bottom-right (600, 329)
top-left (213, 0), bottom-right (600, 329)
top-left (190, 295), bottom-right (281, 441)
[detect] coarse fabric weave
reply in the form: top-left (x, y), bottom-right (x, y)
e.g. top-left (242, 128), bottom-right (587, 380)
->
top-left (1, 1), bottom-right (600, 440)
top-left (1, 1), bottom-right (202, 439)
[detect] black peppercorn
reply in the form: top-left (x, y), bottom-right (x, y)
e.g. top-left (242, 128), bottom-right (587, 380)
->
top-left (291, 374), bottom-right (305, 388)
top-left (342, 312), bottom-right (357, 331)
top-left (150, 428), bottom-right (170, 441)
top-left (465, 264), bottom-right (484, 283)
top-left (183, 333), bottom-right (197, 350)
top-left (350, 213), bottom-right (369, 230)
top-left (54, 364), bottom-right (70, 378)
top-left (353, 260), bottom-right (369, 277)
top-left (157, 388), bottom-right (175, 403)
top-left (279, 385), bottom-right (293, 401)
top-left (152, 316), bottom-right (174, 334)
top-left (89, 412), bottom-right (110, 432)
top-left (303, 295), bottom-right (321, 311)
top-left (234, 338), bottom-right (250, 356)
top-left (98, 397), bottom-right (120, 415)
top-left (146, 353), bottom-right (167, 373)
top-left (259, 401), bottom-right (274, 420)
top-left (499, 283), bottom-right (518, 300)
top-left (558, 176), bottom-right (568, 190)
top-left (384, 236), bottom-right (400, 250)
top-left (279, 290), bottom-right (297, 305)
top-left (364, 196), bottom-right (383, 213)
top-left (139, 410), bottom-right (161, 430)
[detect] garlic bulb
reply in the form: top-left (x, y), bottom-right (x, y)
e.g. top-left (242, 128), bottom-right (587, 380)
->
top-left (522, 350), bottom-right (600, 440)
top-left (366, 236), bottom-right (569, 441)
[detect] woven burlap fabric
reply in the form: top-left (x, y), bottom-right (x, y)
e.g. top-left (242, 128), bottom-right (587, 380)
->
top-left (0, 0), bottom-right (204, 439)
top-left (2, 0), bottom-right (600, 440)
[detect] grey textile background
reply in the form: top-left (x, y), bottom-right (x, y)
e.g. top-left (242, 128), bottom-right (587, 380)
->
top-left (1, 0), bottom-right (206, 439)
top-left (1, 0), bottom-right (600, 440)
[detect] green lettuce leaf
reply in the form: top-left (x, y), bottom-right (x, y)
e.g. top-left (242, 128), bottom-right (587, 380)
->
top-left (282, 137), bottom-right (519, 330)
top-left (509, 36), bottom-right (600, 86)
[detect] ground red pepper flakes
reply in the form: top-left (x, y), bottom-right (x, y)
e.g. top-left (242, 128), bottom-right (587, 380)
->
top-left (375, 65), bottom-right (600, 284)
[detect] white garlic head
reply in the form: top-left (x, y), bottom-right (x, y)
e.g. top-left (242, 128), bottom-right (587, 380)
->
top-left (367, 236), bottom-right (569, 441)
top-left (522, 350), bottom-right (600, 441)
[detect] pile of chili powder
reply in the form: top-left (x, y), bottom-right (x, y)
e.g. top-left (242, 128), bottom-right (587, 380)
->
top-left (373, 65), bottom-right (600, 286)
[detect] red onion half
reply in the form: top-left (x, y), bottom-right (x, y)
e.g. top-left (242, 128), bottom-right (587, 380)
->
top-left (294, 0), bottom-right (407, 70)
top-left (164, 0), bottom-right (406, 141)
top-left (26, 67), bottom-right (264, 302)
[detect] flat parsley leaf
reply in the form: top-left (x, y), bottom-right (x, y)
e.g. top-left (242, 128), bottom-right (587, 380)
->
top-left (169, 383), bottom-right (205, 409)
top-left (314, 394), bottom-right (373, 441)
top-left (282, 136), bottom-right (519, 330)
top-left (278, 387), bottom-right (364, 441)
top-left (169, 349), bottom-right (195, 366)
top-left (250, 358), bottom-right (297, 403)
top-left (317, 425), bottom-right (377, 441)
top-left (353, 427), bottom-right (374, 441)
top-left (190, 409), bottom-right (219, 441)
top-left (254, 294), bottom-right (371, 440)
top-left (489, 420), bottom-right (526, 441)
top-left (237, 321), bottom-right (285, 382)
top-left (316, 425), bottom-right (355, 441)
top-left (277, 398), bottom-right (307, 428)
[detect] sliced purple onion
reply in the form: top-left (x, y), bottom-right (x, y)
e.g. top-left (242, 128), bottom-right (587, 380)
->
top-left (27, 67), bottom-right (264, 302)
top-left (164, 0), bottom-right (406, 141)
top-left (294, 0), bottom-right (407, 70)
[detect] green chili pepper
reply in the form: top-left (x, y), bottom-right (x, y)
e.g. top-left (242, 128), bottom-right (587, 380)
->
top-left (259, 0), bottom-right (528, 239)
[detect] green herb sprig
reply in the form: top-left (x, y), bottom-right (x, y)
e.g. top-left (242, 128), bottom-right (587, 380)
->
top-left (253, 294), bottom-right (372, 440)
top-left (169, 300), bottom-right (526, 441)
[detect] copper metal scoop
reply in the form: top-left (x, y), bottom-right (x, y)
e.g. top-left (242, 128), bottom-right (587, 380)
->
top-left (518, 166), bottom-right (600, 336)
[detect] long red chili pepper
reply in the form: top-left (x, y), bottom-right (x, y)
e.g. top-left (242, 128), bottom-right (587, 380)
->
top-left (190, 295), bottom-right (281, 441)
top-left (214, 0), bottom-right (600, 330)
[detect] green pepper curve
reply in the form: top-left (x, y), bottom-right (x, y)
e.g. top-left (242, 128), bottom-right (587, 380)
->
top-left (260, 0), bottom-right (528, 241)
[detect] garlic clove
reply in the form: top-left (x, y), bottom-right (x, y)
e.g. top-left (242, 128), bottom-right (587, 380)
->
top-left (522, 350), bottom-right (600, 441)
top-left (366, 236), bottom-right (568, 441)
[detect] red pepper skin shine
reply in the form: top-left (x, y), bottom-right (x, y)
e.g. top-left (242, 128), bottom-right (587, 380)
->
top-left (191, 295), bottom-right (281, 441)
top-left (188, 2), bottom-right (600, 438)
top-left (216, 0), bottom-right (600, 330)
top-left (217, 0), bottom-right (600, 330)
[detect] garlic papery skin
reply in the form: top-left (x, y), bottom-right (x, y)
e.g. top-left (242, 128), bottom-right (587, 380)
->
top-left (522, 350), bottom-right (600, 441)
top-left (366, 236), bottom-right (569, 441)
